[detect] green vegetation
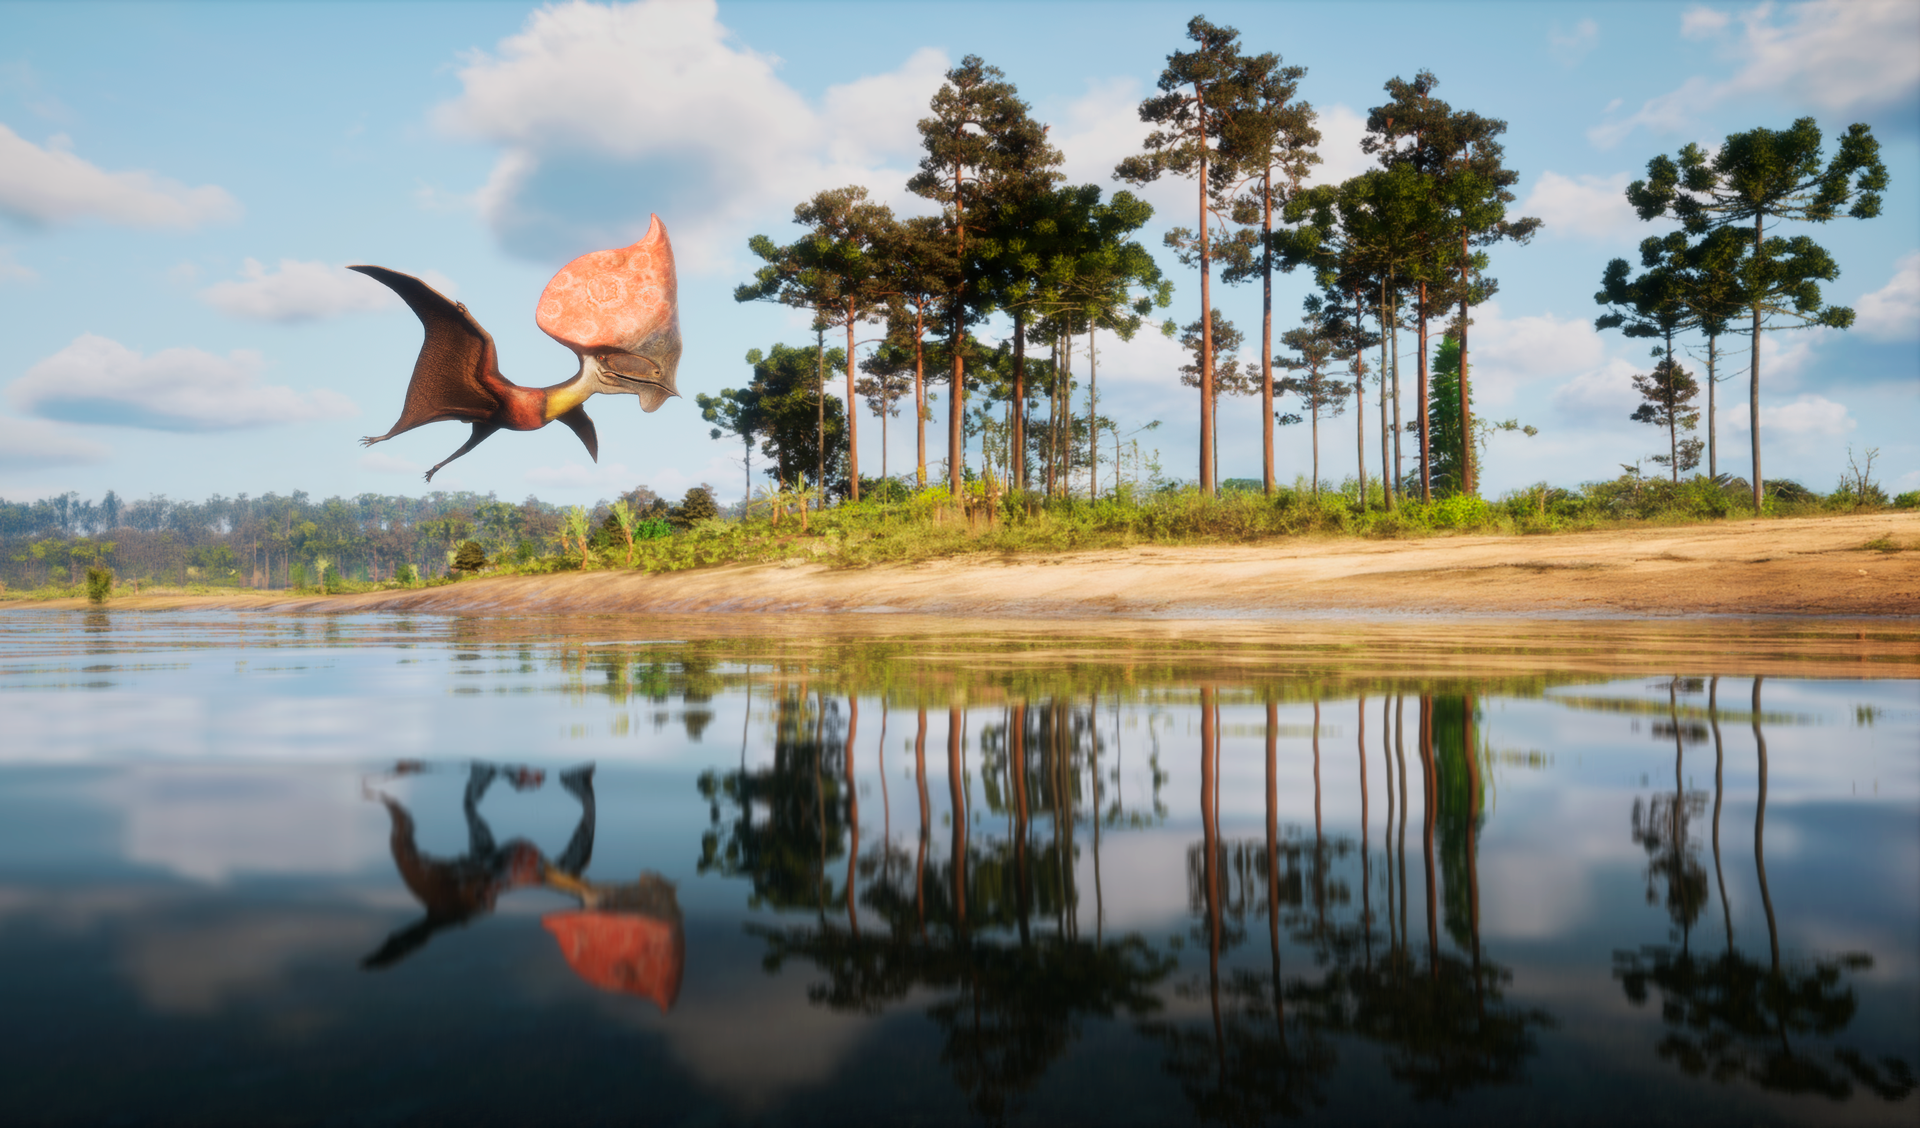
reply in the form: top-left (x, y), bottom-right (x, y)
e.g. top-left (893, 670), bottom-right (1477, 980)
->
top-left (3, 466), bottom-right (1908, 600)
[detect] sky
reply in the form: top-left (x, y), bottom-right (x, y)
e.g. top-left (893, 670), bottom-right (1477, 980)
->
top-left (1, 0), bottom-right (1915, 509)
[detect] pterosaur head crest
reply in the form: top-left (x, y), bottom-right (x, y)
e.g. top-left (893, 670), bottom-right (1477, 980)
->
top-left (536, 214), bottom-right (681, 412)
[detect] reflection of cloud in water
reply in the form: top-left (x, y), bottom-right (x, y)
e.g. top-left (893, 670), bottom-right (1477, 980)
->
top-left (663, 985), bottom-right (872, 1113)
top-left (0, 885), bottom-right (174, 932)
top-left (3, 690), bottom-right (434, 763)
top-left (1479, 850), bottom-right (1592, 941)
top-left (1082, 830), bottom-right (1192, 933)
top-left (119, 912), bottom-right (381, 1014)
top-left (94, 767), bottom-right (388, 883)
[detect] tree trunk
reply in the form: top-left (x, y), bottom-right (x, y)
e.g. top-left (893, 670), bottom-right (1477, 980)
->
top-left (1750, 213), bottom-right (1764, 513)
top-left (1379, 276), bottom-right (1392, 511)
top-left (1391, 286), bottom-right (1403, 500)
top-left (1706, 332), bottom-right (1718, 479)
top-left (846, 307), bottom-right (860, 502)
top-left (1418, 282), bottom-right (1431, 502)
top-left (950, 161), bottom-right (968, 499)
top-left (1354, 289), bottom-right (1368, 513)
top-left (1197, 85), bottom-right (1214, 497)
top-left (915, 310), bottom-right (927, 489)
top-left (1310, 398), bottom-right (1320, 498)
top-left (1261, 168), bottom-right (1275, 495)
top-left (1458, 231), bottom-right (1474, 496)
top-left (1012, 309), bottom-right (1027, 489)
top-left (1087, 325), bottom-right (1098, 501)
top-left (815, 326), bottom-right (827, 505)
top-left (1667, 328), bottom-right (1680, 484)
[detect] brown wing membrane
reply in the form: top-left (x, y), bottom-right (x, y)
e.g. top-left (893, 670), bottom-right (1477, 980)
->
top-left (556, 405), bottom-right (599, 462)
top-left (350, 266), bottom-right (507, 443)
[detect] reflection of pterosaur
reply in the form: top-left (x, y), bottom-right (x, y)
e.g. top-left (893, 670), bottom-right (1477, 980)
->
top-left (362, 762), bottom-right (595, 968)
top-left (351, 215), bottom-right (681, 481)
top-left (542, 870), bottom-right (685, 1012)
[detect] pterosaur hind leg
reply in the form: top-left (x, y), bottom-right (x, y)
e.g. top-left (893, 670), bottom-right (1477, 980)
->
top-left (424, 423), bottom-right (500, 482)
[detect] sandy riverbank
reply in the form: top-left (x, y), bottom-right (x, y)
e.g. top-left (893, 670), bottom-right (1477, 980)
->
top-left (8, 513), bottom-right (1914, 619)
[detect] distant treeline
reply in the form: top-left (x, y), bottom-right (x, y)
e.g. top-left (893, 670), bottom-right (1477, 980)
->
top-left (0, 487), bottom-right (700, 590)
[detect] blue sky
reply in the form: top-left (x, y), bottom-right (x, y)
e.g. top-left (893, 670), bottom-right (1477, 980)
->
top-left (2, 0), bottom-right (1915, 508)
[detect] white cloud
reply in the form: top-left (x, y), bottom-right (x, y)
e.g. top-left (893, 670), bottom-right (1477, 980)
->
top-left (1306, 104), bottom-right (1373, 188)
top-left (1551, 357), bottom-right (1643, 419)
top-left (1756, 326), bottom-right (1827, 386)
top-left (0, 246), bottom-right (34, 282)
top-left (1520, 171), bottom-right (1642, 241)
top-left (199, 259), bottom-right (424, 322)
top-left (0, 123), bottom-right (238, 229)
top-left (1856, 251), bottom-right (1920, 340)
top-left (436, 0), bottom-right (943, 270)
top-left (1681, 6), bottom-right (1733, 37)
top-left (201, 260), bottom-right (458, 323)
top-left (0, 414), bottom-right (110, 469)
top-left (821, 47), bottom-right (950, 170)
top-left (1726, 392), bottom-right (1855, 436)
top-left (1462, 301), bottom-right (1613, 408)
top-left (1550, 18), bottom-right (1601, 65)
top-left (1055, 77), bottom-right (1160, 199)
top-left (1592, 1), bottom-right (1920, 148)
top-left (8, 334), bottom-right (358, 431)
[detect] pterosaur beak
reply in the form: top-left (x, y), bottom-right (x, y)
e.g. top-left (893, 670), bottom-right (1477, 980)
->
top-left (596, 322), bottom-right (681, 413)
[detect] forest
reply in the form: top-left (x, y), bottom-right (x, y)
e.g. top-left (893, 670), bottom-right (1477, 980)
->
top-left (709, 16), bottom-right (1890, 519)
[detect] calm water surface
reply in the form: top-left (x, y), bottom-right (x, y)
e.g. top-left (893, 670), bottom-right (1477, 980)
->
top-left (1, 610), bottom-right (1915, 1126)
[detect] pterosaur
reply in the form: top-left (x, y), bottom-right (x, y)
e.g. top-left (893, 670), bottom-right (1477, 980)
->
top-left (352, 214), bottom-right (681, 481)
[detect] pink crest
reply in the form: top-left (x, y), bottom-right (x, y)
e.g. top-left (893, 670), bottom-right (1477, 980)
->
top-left (535, 214), bottom-right (678, 356)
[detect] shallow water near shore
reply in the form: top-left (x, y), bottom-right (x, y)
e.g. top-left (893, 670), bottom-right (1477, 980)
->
top-left (1, 609), bottom-right (1915, 1126)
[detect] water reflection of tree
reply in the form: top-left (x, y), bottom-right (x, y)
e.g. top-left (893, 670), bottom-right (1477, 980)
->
top-left (695, 689), bottom-right (849, 911)
top-left (1145, 692), bottom-right (1549, 1121)
top-left (704, 697), bottom-right (1176, 1123)
top-left (1615, 676), bottom-right (1915, 1104)
top-left (1630, 678), bottom-right (1709, 947)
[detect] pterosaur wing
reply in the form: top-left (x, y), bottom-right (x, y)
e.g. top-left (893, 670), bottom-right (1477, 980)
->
top-left (556, 404), bottom-right (599, 463)
top-left (351, 266), bottom-right (507, 442)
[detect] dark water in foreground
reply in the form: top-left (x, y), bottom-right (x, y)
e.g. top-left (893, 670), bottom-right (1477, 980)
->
top-left (0, 611), bottom-right (1915, 1127)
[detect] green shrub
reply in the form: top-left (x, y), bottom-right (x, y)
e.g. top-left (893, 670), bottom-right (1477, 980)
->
top-left (85, 566), bottom-right (113, 604)
top-left (452, 540), bottom-right (488, 573)
top-left (1894, 490), bottom-right (1920, 510)
top-left (1426, 494), bottom-right (1494, 529)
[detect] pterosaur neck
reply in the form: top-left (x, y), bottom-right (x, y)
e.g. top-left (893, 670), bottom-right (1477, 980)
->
top-left (541, 358), bottom-right (598, 423)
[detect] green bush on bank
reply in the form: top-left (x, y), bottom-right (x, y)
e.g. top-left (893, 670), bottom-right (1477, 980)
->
top-left (458, 465), bottom-right (1905, 577)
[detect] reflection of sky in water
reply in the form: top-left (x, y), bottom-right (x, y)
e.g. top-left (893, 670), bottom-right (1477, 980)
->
top-left (0, 610), bottom-right (1914, 1124)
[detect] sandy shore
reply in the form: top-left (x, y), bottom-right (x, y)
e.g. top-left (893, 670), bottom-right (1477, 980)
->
top-left (9, 513), bottom-right (1914, 620)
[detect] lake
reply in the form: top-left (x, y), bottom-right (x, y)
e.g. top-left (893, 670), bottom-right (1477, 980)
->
top-left (1, 609), bottom-right (1915, 1126)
